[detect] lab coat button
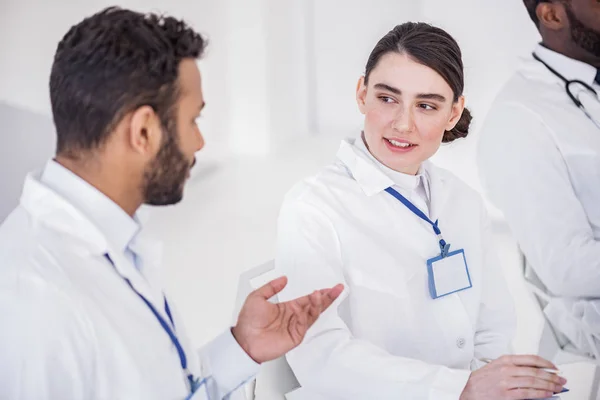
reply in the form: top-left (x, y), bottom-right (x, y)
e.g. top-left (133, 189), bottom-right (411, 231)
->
top-left (456, 338), bottom-right (466, 348)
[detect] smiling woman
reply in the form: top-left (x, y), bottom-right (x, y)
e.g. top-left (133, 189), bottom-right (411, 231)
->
top-left (274, 22), bottom-right (566, 400)
top-left (357, 22), bottom-right (472, 175)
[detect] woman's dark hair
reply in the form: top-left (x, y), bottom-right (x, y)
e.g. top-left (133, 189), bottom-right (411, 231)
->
top-left (364, 22), bottom-right (472, 143)
top-left (50, 7), bottom-right (207, 156)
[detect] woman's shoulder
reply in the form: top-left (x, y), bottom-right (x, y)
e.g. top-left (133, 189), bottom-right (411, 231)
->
top-left (427, 162), bottom-right (484, 206)
top-left (283, 161), bottom-right (357, 208)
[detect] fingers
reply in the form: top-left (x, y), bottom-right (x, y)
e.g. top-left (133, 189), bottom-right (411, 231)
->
top-left (494, 356), bottom-right (567, 399)
top-left (319, 284), bottom-right (344, 310)
top-left (282, 290), bottom-right (323, 328)
top-left (286, 292), bottom-right (317, 309)
top-left (253, 276), bottom-right (288, 300)
top-left (503, 354), bottom-right (557, 370)
top-left (288, 300), bottom-right (307, 328)
top-left (509, 376), bottom-right (564, 394)
top-left (304, 284), bottom-right (344, 325)
top-left (306, 290), bottom-right (324, 325)
top-left (282, 283), bottom-right (345, 332)
top-left (287, 284), bottom-right (345, 309)
top-left (510, 366), bottom-right (566, 386)
top-left (508, 388), bottom-right (555, 399)
top-left (290, 289), bottom-right (329, 328)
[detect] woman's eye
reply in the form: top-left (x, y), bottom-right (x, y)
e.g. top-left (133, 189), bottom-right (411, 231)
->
top-left (418, 104), bottom-right (436, 111)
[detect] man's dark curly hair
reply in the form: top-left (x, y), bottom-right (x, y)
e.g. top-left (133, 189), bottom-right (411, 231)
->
top-left (49, 6), bottom-right (206, 155)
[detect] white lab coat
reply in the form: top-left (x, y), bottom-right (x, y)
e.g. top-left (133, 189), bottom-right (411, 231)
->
top-left (478, 44), bottom-right (600, 354)
top-left (0, 172), bottom-right (257, 400)
top-left (275, 139), bottom-right (515, 400)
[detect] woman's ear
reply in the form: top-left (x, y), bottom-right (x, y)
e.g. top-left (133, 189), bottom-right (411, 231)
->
top-left (356, 76), bottom-right (368, 115)
top-left (446, 95), bottom-right (465, 131)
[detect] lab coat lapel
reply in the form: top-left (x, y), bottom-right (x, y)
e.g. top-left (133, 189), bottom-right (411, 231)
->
top-left (337, 139), bottom-right (394, 196)
top-left (104, 246), bottom-right (163, 312)
top-left (128, 232), bottom-right (168, 312)
top-left (578, 85), bottom-right (600, 124)
top-left (125, 206), bottom-right (169, 314)
top-left (387, 164), bottom-right (443, 262)
top-left (426, 164), bottom-right (451, 229)
top-left (23, 173), bottom-right (167, 322)
top-left (105, 222), bottom-right (170, 325)
top-left (21, 174), bottom-right (108, 255)
top-left (427, 168), bottom-right (476, 323)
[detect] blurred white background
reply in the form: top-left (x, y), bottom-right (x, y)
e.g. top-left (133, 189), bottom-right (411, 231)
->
top-left (1, 0), bottom-right (595, 398)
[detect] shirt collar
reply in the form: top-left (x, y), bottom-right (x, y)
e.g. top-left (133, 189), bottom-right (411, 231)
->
top-left (534, 43), bottom-right (598, 88)
top-left (40, 160), bottom-right (140, 254)
top-left (337, 136), bottom-right (430, 198)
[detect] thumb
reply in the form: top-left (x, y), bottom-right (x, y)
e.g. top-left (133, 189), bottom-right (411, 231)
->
top-left (252, 276), bottom-right (288, 300)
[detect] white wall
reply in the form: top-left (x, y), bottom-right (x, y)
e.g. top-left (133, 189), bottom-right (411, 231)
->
top-left (311, 0), bottom-right (423, 138)
top-left (0, 103), bottom-right (55, 219)
top-left (264, 0), bottom-right (312, 140)
top-left (0, 0), bottom-right (236, 138)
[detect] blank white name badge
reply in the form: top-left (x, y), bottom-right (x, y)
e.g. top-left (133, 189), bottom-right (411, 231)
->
top-left (426, 249), bottom-right (472, 299)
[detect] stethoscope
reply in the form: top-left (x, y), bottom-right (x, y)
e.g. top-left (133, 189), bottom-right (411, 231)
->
top-left (532, 52), bottom-right (600, 130)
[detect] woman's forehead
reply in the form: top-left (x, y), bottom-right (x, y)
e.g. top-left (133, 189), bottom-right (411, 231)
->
top-left (368, 52), bottom-right (453, 97)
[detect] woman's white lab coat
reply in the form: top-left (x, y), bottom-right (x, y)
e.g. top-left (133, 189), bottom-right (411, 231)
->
top-left (275, 139), bottom-right (516, 400)
top-left (0, 173), bottom-right (257, 400)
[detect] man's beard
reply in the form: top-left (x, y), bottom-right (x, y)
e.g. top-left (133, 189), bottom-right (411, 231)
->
top-left (566, 5), bottom-right (600, 58)
top-left (142, 121), bottom-right (190, 206)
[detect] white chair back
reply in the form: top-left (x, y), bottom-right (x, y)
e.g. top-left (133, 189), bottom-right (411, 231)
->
top-left (521, 254), bottom-right (600, 399)
top-left (232, 260), bottom-right (301, 400)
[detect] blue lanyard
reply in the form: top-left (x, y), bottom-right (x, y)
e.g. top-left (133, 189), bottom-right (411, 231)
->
top-left (384, 187), bottom-right (451, 257)
top-left (104, 254), bottom-right (200, 394)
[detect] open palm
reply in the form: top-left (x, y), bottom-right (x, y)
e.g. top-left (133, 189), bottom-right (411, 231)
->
top-left (232, 276), bottom-right (344, 364)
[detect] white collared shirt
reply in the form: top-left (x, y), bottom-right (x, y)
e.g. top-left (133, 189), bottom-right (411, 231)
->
top-left (275, 138), bottom-right (515, 400)
top-left (0, 162), bottom-right (258, 400)
top-left (534, 44), bottom-right (599, 87)
top-left (41, 160), bottom-right (141, 268)
top-left (354, 135), bottom-right (431, 215)
top-left (478, 44), bottom-right (600, 298)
